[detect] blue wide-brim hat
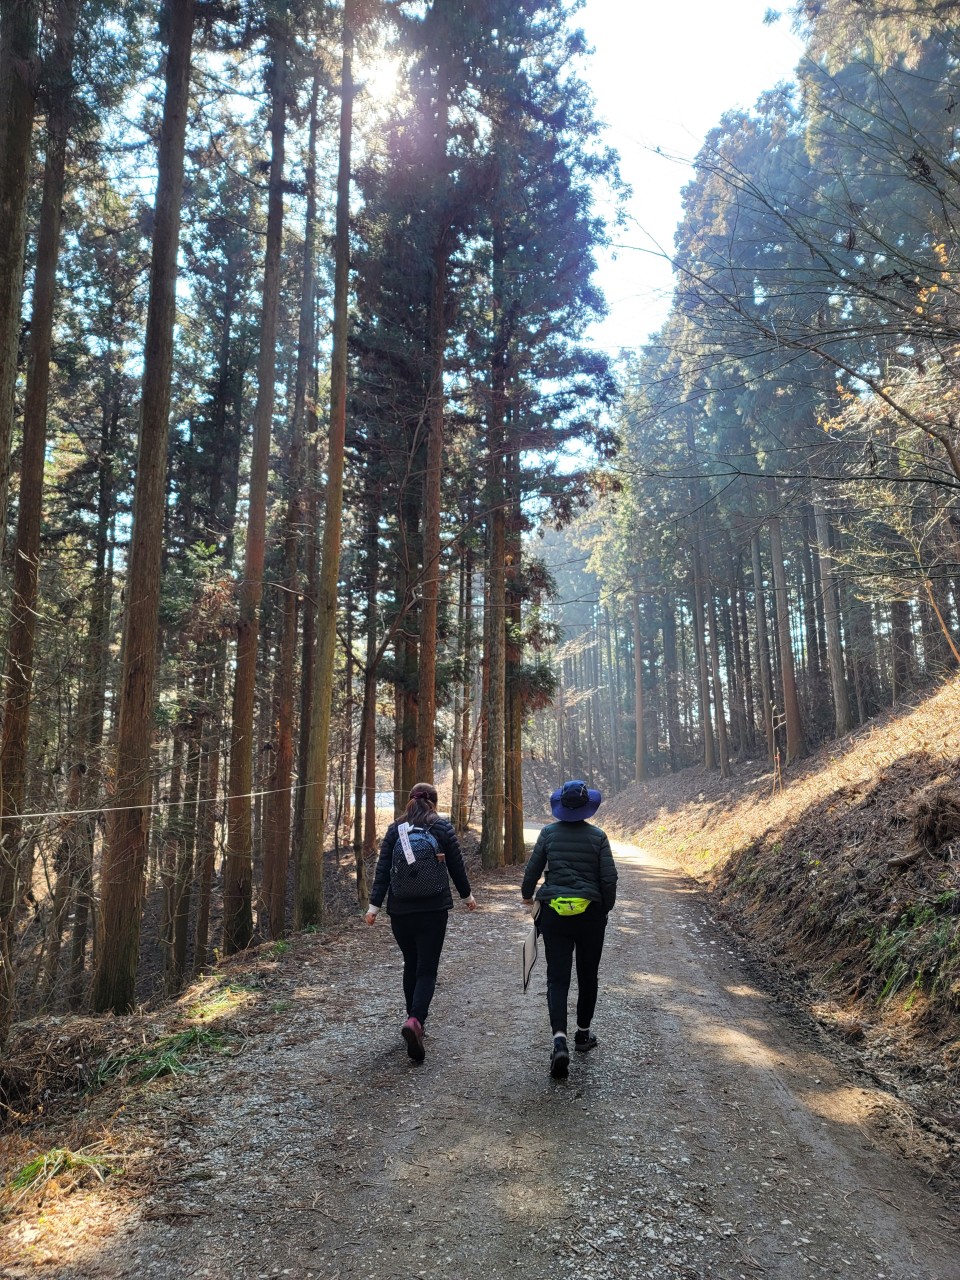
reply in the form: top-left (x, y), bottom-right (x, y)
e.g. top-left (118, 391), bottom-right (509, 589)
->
top-left (550, 779), bottom-right (602, 822)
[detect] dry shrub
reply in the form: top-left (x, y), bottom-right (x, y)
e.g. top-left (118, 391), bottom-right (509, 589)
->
top-left (909, 783), bottom-right (960, 855)
top-left (0, 1017), bottom-right (157, 1124)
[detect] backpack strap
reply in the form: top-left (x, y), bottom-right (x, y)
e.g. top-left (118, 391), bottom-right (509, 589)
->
top-left (397, 822), bottom-right (416, 865)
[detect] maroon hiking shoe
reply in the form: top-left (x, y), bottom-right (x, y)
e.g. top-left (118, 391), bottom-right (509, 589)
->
top-left (401, 1016), bottom-right (425, 1062)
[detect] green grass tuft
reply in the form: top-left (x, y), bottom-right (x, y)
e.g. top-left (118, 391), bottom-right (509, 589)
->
top-left (91, 1027), bottom-right (232, 1090)
top-left (8, 1147), bottom-right (120, 1199)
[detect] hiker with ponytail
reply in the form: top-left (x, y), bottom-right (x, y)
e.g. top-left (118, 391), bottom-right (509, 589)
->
top-left (365, 782), bottom-right (476, 1062)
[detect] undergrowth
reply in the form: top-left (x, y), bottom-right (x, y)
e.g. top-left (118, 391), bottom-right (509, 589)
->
top-left (90, 1026), bottom-right (232, 1090)
top-left (187, 979), bottom-right (256, 1022)
top-left (4, 1145), bottom-right (121, 1209)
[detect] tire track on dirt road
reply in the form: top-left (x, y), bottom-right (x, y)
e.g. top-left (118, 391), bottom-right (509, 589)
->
top-left (27, 834), bottom-right (958, 1280)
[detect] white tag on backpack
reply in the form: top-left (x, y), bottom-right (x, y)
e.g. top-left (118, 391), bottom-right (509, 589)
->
top-left (397, 822), bottom-right (416, 865)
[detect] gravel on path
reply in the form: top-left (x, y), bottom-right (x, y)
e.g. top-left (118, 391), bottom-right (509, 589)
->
top-left (13, 833), bottom-right (958, 1280)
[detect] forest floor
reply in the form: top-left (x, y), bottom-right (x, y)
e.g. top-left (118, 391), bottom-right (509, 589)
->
top-left (3, 811), bottom-right (960, 1277)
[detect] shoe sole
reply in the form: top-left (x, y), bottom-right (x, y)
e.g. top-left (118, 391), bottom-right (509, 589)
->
top-left (401, 1025), bottom-right (425, 1062)
top-left (550, 1050), bottom-right (570, 1079)
top-left (574, 1041), bottom-right (597, 1053)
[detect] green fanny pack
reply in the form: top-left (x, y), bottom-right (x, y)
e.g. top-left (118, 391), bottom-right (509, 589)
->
top-left (548, 895), bottom-right (591, 916)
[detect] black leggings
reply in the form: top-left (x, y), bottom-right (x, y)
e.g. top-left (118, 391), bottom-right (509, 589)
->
top-left (389, 909), bottom-right (449, 1024)
top-left (538, 901), bottom-right (607, 1036)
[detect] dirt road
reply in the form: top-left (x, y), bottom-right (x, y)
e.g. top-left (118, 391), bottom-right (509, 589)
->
top-left (16, 834), bottom-right (959, 1280)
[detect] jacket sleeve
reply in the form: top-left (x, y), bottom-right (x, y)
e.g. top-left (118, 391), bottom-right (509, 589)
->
top-left (434, 819), bottom-right (471, 899)
top-left (370, 823), bottom-right (397, 908)
top-left (598, 831), bottom-right (617, 912)
top-left (521, 830), bottom-right (548, 899)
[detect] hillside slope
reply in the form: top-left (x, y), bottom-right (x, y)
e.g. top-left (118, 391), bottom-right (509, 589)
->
top-left (601, 677), bottom-right (960, 1151)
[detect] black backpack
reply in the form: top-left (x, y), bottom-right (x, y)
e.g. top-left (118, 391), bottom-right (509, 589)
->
top-left (390, 822), bottom-right (448, 900)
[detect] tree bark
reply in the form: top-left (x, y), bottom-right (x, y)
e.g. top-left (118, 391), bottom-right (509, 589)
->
top-left (813, 498), bottom-right (853, 736)
top-left (223, 35), bottom-right (287, 953)
top-left (504, 449), bottom-right (525, 865)
top-left (765, 477), bottom-right (806, 764)
top-left (0, 0), bottom-right (79, 1032)
top-left (297, 0), bottom-right (356, 926)
top-left (0, 0), bottom-right (39, 546)
top-left (262, 70), bottom-right (319, 939)
top-left (455, 541), bottom-right (475, 833)
top-left (479, 213), bottom-right (508, 869)
top-left (890, 599), bottom-right (915, 703)
top-left (750, 529), bottom-right (776, 763)
top-left (41, 764), bottom-right (84, 1004)
top-left (604, 606), bottom-right (622, 790)
top-left (91, 0), bottom-right (194, 1014)
top-left (193, 657), bottom-right (224, 974)
top-left (416, 232), bottom-right (448, 782)
top-left (632, 590), bottom-right (647, 782)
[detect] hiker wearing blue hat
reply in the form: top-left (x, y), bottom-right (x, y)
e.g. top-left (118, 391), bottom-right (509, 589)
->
top-left (521, 779), bottom-right (618, 1078)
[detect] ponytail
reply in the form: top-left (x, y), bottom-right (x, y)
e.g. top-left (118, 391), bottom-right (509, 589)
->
top-left (403, 781), bottom-right (439, 827)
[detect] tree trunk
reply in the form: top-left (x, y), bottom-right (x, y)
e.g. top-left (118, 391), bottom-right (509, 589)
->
top-left (297, 0), bottom-right (356, 926)
top-left (890, 599), bottom-right (915, 703)
top-left (750, 529), bottom-right (776, 763)
top-left (479, 212), bottom-right (508, 869)
top-left (480, 496), bottom-right (506, 867)
top-left (735, 558), bottom-right (757, 755)
top-left (294, 426), bottom-right (319, 856)
top-left (504, 447), bottom-right (524, 864)
top-left (160, 718), bottom-right (186, 994)
top-left (813, 498), bottom-right (852, 736)
top-left (765, 477), bottom-right (806, 764)
top-left (0, 0), bottom-right (78, 1032)
top-left (263, 71), bottom-right (319, 939)
top-left (416, 232), bottom-right (448, 782)
top-left (90, 0), bottom-right (194, 1014)
top-left (450, 539), bottom-right (466, 823)
top-left (169, 695), bottom-right (201, 988)
top-left (41, 764), bottom-right (83, 1003)
top-left (0, 0), bottom-right (38, 547)
top-left (69, 389), bottom-right (117, 1007)
top-left (704, 575), bottom-right (730, 778)
top-left (456, 541), bottom-right (475, 833)
top-left (604, 606), bottom-right (622, 790)
top-left (223, 37), bottom-right (287, 953)
top-left (632, 590), bottom-right (647, 782)
top-left (354, 474), bottom-right (380, 859)
top-left (193, 657), bottom-right (224, 974)
top-left (690, 558), bottom-right (715, 770)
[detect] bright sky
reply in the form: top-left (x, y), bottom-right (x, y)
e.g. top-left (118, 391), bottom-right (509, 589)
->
top-left (579, 0), bottom-right (805, 354)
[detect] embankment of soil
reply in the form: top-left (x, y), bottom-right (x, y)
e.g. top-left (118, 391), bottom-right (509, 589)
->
top-left (601, 676), bottom-right (960, 1153)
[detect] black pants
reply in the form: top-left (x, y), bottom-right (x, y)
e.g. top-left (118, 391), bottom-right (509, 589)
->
top-left (390, 909), bottom-right (449, 1024)
top-left (538, 901), bottom-right (607, 1036)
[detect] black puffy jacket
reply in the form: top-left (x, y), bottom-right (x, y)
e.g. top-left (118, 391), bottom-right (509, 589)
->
top-left (370, 816), bottom-right (472, 915)
top-left (521, 820), bottom-right (617, 913)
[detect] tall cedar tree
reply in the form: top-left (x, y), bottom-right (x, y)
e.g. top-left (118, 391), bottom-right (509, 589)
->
top-left (297, 0), bottom-right (358, 926)
top-left (91, 0), bottom-right (194, 1013)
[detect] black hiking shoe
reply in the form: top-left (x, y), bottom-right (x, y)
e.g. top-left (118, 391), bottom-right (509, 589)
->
top-left (550, 1036), bottom-right (570, 1079)
top-left (574, 1030), bottom-right (598, 1053)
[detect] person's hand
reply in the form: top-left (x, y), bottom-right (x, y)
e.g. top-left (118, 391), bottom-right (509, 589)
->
top-left (522, 898), bottom-right (536, 914)
top-left (364, 910), bottom-right (378, 926)
top-left (464, 893), bottom-right (477, 912)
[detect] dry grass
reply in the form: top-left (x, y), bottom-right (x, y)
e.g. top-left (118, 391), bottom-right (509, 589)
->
top-left (602, 677), bottom-right (960, 1109)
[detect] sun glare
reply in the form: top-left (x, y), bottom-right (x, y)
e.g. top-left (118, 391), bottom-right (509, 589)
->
top-left (361, 53), bottom-right (403, 109)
